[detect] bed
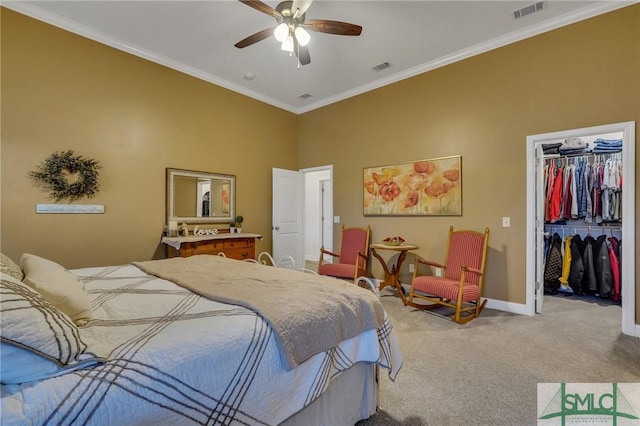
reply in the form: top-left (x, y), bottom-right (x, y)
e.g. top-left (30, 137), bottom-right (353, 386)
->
top-left (0, 253), bottom-right (403, 425)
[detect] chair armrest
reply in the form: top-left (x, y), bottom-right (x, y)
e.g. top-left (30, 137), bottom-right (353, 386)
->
top-left (357, 251), bottom-right (368, 260)
top-left (321, 248), bottom-right (340, 258)
top-left (416, 259), bottom-right (445, 269)
top-left (461, 265), bottom-right (483, 276)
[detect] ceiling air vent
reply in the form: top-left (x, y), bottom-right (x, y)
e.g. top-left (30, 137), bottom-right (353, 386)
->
top-left (514, 1), bottom-right (544, 19)
top-left (371, 61), bottom-right (392, 72)
top-left (298, 93), bottom-right (312, 99)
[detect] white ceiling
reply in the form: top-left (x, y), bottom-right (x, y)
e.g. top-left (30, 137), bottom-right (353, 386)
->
top-left (4, 1), bottom-right (633, 114)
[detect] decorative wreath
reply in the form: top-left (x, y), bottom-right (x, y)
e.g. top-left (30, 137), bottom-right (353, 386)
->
top-left (29, 150), bottom-right (101, 202)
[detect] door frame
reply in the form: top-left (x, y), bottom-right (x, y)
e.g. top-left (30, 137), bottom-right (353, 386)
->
top-left (301, 165), bottom-right (333, 263)
top-left (525, 121), bottom-right (637, 337)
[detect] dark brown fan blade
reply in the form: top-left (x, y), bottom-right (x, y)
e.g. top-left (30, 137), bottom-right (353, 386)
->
top-left (235, 27), bottom-right (276, 48)
top-left (300, 19), bottom-right (362, 36)
top-left (294, 39), bottom-right (311, 65)
top-left (238, 0), bottom-right (283, 19)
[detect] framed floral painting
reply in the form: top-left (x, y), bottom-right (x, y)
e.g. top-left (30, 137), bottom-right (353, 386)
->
top-left (363, 155), bottom-right (462, 216)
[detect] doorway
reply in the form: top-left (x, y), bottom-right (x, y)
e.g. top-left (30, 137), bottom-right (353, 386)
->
top-left (525, 121), bottom-right (637, 337)
top-left (303, 166), bottom-right (333, 268)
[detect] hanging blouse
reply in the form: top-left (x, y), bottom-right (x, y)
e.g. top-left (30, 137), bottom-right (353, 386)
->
top-left (549, 166), bottom-right (564, 223)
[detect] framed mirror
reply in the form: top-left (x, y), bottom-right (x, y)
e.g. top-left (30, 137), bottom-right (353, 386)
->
top-left (166, 168), bottom-right (235, 224)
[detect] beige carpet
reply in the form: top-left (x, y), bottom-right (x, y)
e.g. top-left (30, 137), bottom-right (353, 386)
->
top-left (358, 288), bottom-right (640, 426)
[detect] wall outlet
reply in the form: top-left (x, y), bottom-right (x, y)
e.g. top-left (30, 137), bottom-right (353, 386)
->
top-left (409, 263), bottom-right (414, 273)
top-left (435, 268), bottom-right (442, 277)
top-left (333, 216), bottom-right (340, 223)
top-left (502, 216), bottom-right (511, 227)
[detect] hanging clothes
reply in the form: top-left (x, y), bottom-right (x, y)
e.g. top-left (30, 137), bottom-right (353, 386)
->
top-left (548, 166), bottom-right (564, 223)
top-left (546, 162), bottom-right (558, 221)
top-left (542, 151), bottom-right (623, 304)
top-left (581, 236), bottom-right (597, 294)
top-left (593, 235), bottom-right (613, 298)
top-left (543, 154), bottom-right (622, 225)
top-left (593, 161), bottom-right (604, 224)
top-left (582, 161), bottom-right (593, 222)
top-left (608, 237), bottom-right (621, 301)
top-left (567, 235), bottom-right (584, 294)
top-left (544, 233), bottom-right (563, 295)
top-left (574, 160), bottom-right (584, 219)
top-left (558, 235), bottom-right (573, 287)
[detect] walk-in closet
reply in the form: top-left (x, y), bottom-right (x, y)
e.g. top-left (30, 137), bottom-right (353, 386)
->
top-left (526, 121), bottom-right (636, 337)
top-left (542, 138), bottom-right (622, 302)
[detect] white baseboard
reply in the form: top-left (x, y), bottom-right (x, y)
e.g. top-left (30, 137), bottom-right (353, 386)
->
top-left (373, 279), bottom-right (638, 335)
top-left (374, 278), bottom-right (532, 317)
top-left (484, 298), bottom-right (532, 316)
top-left (629, 323), bottom-right (640, 338)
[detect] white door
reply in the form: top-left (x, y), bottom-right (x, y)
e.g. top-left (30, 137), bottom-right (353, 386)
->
top-left (272, 168), bottom-right (304, 269)
top-left (534, 143), bottom-right (545, 313)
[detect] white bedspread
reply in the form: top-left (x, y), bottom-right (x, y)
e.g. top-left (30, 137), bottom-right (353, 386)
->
top-left (1, 263), bottom-right (403, 425)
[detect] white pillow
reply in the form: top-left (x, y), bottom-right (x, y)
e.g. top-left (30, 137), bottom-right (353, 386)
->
top-left (20, 253), bottom-right (93, 325)
top-left (0, 274), bottom-right (89, 384)
top-left (0, 252), bottom-right (23, 281)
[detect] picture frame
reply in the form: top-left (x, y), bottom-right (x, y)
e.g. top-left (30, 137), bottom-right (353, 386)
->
top-left (363, 155), bottom-right (462, 216)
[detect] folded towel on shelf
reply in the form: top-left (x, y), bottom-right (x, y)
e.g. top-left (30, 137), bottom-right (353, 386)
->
top-left (593, 138), bottom-right (622, 147)
top-left (559, 138), bottom-right (590, 155)
top-left (560, 149), bottom-right (592, 155)
top-left (559, 147), bottom-right (591, 155)
top-left (593, 147), bottom-right (622, 154)
top-left (560, 138), bottom-right (589, 152)
top-left (542, 142), bottom-right (562, 155)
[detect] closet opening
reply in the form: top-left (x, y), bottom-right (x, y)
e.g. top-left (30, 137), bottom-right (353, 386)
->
top-left (525, 121), bottom-right (637, 337)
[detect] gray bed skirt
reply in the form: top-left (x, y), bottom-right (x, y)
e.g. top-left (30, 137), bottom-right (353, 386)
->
top-left (280, 362), bottom-right (378, 426)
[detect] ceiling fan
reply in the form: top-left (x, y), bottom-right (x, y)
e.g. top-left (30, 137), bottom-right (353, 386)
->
top-left (234, 0), bottom-right (362, 66)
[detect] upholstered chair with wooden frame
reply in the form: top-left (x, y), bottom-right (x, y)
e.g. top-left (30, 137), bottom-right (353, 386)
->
top-left (318, 225), bottom-right (371, 282)
top-left (408, 226), bottom-right (490, 324)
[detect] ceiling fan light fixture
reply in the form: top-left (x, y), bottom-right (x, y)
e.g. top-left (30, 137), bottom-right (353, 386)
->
top-left (274, 23), bottom-right (289, 42)
top-left (281, 35), bottom-right (294, 52)
top-left (294, 26), bottom-right (310, 46)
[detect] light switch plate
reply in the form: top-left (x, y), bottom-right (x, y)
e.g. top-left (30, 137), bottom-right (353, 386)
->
top-left (333, 216), bottom-right (340, 223)
top-left (502, 217), bottom-right (511, 227)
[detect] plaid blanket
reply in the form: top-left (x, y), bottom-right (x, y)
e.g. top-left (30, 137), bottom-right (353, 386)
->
top-left (1, 263), bottom-right (403, 425)
top-left (133, 255), bottom-right (385, 369)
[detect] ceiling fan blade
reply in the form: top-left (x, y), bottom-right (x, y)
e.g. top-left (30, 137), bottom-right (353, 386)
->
top-left (238, 0), bottom-right (283, 19)
top-left (294, 40), bottom-right (311, 65)
top-left (235, 27), bottom-right (276, 48)
top-left (291, 0), bottom-right (313, 17)
top-left (301, 19), bottom-right (362, 36)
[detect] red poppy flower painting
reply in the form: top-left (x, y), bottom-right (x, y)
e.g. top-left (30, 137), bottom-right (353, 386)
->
top-left (363, 155), bottom-right (461, 216)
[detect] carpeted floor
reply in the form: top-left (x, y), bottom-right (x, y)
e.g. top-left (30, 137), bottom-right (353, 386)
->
top-left (357, 288), bottom-right (640, 426)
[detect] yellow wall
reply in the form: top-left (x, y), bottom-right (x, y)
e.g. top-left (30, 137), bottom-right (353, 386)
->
top-left (1, 8), bottom-right (297, 267)
top-left (297, 5), bottom-right (639, 314)
top-left (1, 6), bottom-right (639, 323)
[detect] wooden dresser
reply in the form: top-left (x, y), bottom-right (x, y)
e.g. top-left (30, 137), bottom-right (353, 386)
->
top-left (162, 233), bottom-right (262, 260)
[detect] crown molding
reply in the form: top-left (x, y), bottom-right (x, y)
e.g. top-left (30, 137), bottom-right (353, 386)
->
top-left (296, 1), bottom-right (636, 114)
top-left (1, 1), bottom-right (299, 113)
top-left (3, 1), bottom-right (635, 115)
